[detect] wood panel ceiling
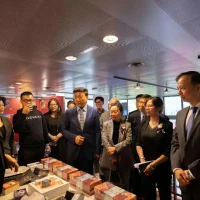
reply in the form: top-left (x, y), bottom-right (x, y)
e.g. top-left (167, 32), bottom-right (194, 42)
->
top-left (0, 0), bottom-right (200, 99)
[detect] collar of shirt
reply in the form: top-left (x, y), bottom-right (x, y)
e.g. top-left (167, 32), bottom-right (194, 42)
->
top-left (186, 101), bottom-right (200, 127)
top-left (76, 104), bottom-right (87, 112)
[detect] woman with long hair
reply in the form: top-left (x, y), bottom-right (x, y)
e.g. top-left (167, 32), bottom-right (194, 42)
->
top-left (0, 96), bottom-right (17, 156)
top-left (44, 98), bottom-right (67, 162)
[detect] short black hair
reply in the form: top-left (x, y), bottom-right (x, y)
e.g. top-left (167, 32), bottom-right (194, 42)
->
top-left (110, 102), bottom-right (123, 113)
top-left (20, 91), bottom-right (33, 99)
top-left (94, 96), bottom-right (104, 103)
top-left (176, 71), bottom-right (200, 85)
top-left (73, 87), bottom-right (88, 96)
top-left (0, 96), bottom-right (6, 106)
top-left (147, 96), bottom-right (163, 113)
top-left (67, 100), bottom-right (75, 107)
top-left (141, 94), bottom-right (152, 99)
top-left (136, 94), bottom-right (143, 100)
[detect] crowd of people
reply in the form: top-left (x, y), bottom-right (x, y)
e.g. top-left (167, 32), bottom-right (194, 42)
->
top-left (0, 70), bottom-right (200, 200)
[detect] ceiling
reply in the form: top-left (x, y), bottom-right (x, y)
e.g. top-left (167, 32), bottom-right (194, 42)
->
top-left (0, 0), bottom-right (200, 99)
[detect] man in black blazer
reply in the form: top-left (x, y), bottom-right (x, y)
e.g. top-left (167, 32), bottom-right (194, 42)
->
top-left (171, 71), bottom-right (200, 200)
top-left (63, 87), bottom-right (101, 175)
top-left (128, 94), bottom-right (151, 197)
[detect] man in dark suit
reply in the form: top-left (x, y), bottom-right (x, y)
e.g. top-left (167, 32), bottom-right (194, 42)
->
top-left (171, 71), bottom-right (200, 200)
top-left (63, 87), bottom-right (101, 174)
top-left (128, 94), bottom-right (151, 197)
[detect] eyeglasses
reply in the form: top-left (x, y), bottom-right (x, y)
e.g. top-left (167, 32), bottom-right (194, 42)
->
top-left (21, 99), bottom-right (33, 103)
top-left (95, 101), bottom-right (102, 104)
top-left (50, 104), bottom-right (58, 107)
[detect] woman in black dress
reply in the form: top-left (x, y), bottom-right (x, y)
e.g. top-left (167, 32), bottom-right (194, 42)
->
top-left (136, 97), bottom-right (173, 200)
top-left (0, 97), bottom-right (17, 156)
top-left (0, 131), bottom-right (19, 193)
top-left (44, 98), bottom-right (67, 162)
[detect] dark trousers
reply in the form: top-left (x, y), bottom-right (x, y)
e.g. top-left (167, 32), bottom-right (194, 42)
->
top-left (18, 145), bottom-right (45, 166)
top-left (50, 138), bottom-right (68, 163)
top-left (130, 167), bottom-right (143, 196)
top-left (142, 165), bottom-right (171, 200)
top-left (0, 172), bottom-right (4, 194)
top-left (73, 150), bottom-right (94, 175)
top-left (181, 184), bottom-right (200, 200)
top-left (102, 168), bottom-right (130, 190)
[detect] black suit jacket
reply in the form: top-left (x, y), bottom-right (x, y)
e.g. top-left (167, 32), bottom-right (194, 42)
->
top-left (171, 107), bottom-right (200, 192)
top-left (63, 105), bottom-right (101, 165)
top-left (128, 110), bottom-right (142, 160)
top-left (0, 116), bottom-right (17, 155)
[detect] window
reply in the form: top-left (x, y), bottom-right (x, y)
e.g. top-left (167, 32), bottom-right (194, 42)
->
top-left (164, 96), bottom-right (182, 116)
top-left (183, 101), bottom-right (190, 108)
top-left (128, 99), bottom-right (136, 113)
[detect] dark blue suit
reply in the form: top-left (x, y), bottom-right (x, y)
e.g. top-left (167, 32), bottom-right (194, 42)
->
top-left (63, 105), bottom-right (101, 174)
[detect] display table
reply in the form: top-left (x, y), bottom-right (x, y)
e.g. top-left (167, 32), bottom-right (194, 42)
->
top-left (0, 173), bottom-right (94, 200)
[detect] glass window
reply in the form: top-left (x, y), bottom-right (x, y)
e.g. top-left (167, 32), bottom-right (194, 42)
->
top-left (164, 96), bottom-right (182, 116)
top-left (120, 100), bottom-right (128, 117)
top-left (128, 99), bottom-right (137, 113)
top-left (87, 100), bottom-right (94, 107)
top-left (183, 101), bottom-right (190, 108)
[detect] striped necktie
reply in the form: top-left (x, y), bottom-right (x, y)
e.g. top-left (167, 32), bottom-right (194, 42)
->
top-left (79, 109), bottom-right (85, 130)
top-left (187, 107), bottom-right (198, 140)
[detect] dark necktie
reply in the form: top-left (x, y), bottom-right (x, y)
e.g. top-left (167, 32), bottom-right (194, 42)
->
top-left (79, 109), bottom-right (84, 130)
top-left (187, 107), bottom-right (198, 140)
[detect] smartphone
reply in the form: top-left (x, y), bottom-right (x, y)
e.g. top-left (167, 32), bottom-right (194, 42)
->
top-left (32, 105), bottom-right (37, 110)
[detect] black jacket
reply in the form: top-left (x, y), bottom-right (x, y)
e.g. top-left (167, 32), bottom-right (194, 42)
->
top-left (13, 108), bottom-right (49, 147)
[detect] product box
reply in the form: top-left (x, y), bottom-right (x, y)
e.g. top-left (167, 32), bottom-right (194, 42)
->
top-left (14, 188), bottom-right (28, 200)
top-left (52, 162), bottom-right (66, 174)
top-left (41, 157), bottom-right (54, 164)
top-left (94, 182), bottom-right (115, 200)
top-left (94, 182), bottom-right (137, 200)
top-left (113, 191), bottom-right (137, 200)
top-left (27, 161), bottom-right (43, 171)
top-left (2, 180), bottom-right (19, 195)
top-left (75, 173), bottom-right (102, 195)
top-left (57, 165), bottom-right (78, 181)
top-left (44, 159), bottom-right (58, 171)
top-left (28, 175), bottom-right (68, 200)
top-left (69, 171), bottom-right (87, 187)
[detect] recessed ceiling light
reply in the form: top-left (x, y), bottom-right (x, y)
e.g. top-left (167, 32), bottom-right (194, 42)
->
top-left (16, 82), bottom-right (22, 85)
top-left (9, 86), bottom-right (15, 89)
top-left (65, 56), bottom-right (77, 61)
top-left (80, 46), bottom-right (98, 54)
top-left (103, 35), bottom-right (118, 44)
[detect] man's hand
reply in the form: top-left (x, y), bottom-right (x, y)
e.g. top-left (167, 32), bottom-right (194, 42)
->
top-left (107, 147), bottom-right (116, 155)
top-left (22, 104), bottom-right (33, 114)
top-left (5, 154), bottom-right (19, 172)
top-left (94, 154), bottom-right (100, 159)
top-left (174, 169), bottom-right (190, 186)
top-left (75, 136), bottom-right (84, 145)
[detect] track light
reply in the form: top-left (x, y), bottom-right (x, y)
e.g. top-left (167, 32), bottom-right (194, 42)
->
top-left (135, 83), bottom-right (141, 90)
top-left (164, 88), bottom-right (169, 92)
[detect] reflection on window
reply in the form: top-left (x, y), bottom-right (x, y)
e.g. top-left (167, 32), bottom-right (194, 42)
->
top-left (87, 100), bottom-right (94, 107)
top-left (128, 99), bottom-right (136, 113)
top-left (164, 96), bottom-right (182, 116)
top-left (183, 101), bottom-right (190, 108)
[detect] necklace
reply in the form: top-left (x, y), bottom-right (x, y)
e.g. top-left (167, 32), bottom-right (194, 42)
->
top-left (149, 120), bottom-right (159, 128)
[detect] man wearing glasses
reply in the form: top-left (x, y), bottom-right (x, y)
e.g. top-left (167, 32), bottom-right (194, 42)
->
top-left (94, 96), bottom-right (109, 119)
top-left (13, 91), bottom-right (50, 165)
